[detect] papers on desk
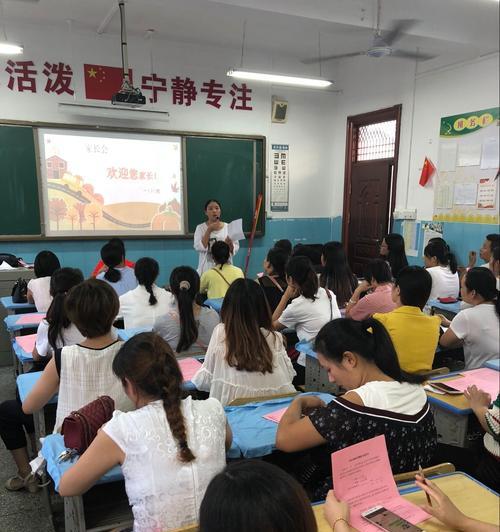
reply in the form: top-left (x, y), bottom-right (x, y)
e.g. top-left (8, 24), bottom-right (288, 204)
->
top-left (0, 261), bottom-right (15, 270)
top-left (332, 435), bottom-right (429, 531)
top-left (15, 333), bottom-right (36, 353)
top-left (16, 313), bottom-right (45, 325)
top-left (440, 368), bottom-right (499, 399)
top-left (227, 218), bottom-right (245, 241)
top-left (262, 407), bottom-right (288, 424)
top-left (178, 357), bottom-right (202, 382)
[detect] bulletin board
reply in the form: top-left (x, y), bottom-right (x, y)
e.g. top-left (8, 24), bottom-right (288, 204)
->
top-left (433, 107), bottom-right (499, 224)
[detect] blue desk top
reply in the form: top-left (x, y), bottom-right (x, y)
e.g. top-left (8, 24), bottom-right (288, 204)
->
top-left (17, 372), bottom-right (57, 404)
top-left (0, 296), bottom-right (36, 312)
top-left (225, 392), bottom-right (334, 459)
top-left (205, 298), bottom-right (223, 313)
top-left (485, 359), bottom-right (500, 371)
top-left (296, 339), bottom-right (317, 359)
top-left (42, 434), bottom-right (123, 492)
top-left (429, 299), bottom-right (461, 315)
top-left (12, 339), bottom-right (33, 364)
top-left (117, 327), bottom-right (152, 342)
top-left (4, 313), bottom-right (45, 332)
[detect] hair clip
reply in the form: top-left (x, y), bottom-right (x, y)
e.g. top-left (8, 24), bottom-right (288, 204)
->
top-left (179, 280), bottom-right (191, 290)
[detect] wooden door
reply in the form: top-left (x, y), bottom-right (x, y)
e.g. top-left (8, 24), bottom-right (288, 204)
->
top-left (346, 161), bottom-right (392, 274)
top-left (342, 105), bottom-right (401, 276)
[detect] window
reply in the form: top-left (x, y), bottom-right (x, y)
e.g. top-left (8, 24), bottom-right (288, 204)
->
top-left (356, 120), bottom-right (396, 161)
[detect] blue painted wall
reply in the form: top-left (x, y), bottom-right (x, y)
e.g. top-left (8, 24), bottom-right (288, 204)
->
top-left (1, 216), bottom-right (343, 285)
top-left (393, 220), bottom-right (499, 267)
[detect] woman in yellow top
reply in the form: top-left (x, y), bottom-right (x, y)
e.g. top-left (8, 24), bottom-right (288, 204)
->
top-left (200, 241), bottom-right (244, 299)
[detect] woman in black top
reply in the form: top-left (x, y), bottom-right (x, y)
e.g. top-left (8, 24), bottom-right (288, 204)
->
top-left (319, 242), bottom-right (357, 308)
top-left (258, 248), bottom-right (288, 312)
top-left (380, 233), bottom-right (408, 278)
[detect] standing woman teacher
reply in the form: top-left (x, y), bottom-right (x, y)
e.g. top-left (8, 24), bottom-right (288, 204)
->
top-left (194, 199), bottom-right (239, 275)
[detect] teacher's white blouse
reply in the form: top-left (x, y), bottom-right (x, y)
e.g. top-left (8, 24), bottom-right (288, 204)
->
top-left (193, 222), bottom-right (239, 275)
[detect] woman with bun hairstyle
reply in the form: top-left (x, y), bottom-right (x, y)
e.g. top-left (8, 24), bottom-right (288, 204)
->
top-left (96, 241), bottom-right (137, 297)
top-left (58, 332), bottom-right (231, 531)
top-left (193, 199), bottom-right (240, 275)
top-left (154, 266), bottom-right (220, 356)
top-left (119, 257), bottom-right (170, 329)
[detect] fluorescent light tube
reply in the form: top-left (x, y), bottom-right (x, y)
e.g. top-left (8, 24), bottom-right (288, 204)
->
top-left (0, 42), bottom-right (23, 54)
top-left (227, 68), bottom-right (332, 88)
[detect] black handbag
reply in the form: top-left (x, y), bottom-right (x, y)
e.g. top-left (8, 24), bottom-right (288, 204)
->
top-left (0, 253), bottom-right (21, 268)
top-left (11, 278), bottom-right (28, 303)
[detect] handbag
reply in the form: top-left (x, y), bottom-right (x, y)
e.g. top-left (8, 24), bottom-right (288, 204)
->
top-left (11, 278), bottom-right (28, 303)
top-left (61, 396), bottom-right (115, 454)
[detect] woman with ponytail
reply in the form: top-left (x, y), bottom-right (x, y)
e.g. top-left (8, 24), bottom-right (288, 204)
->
top-left (96, 241), bottom-right (137, 297)
top-left (424, 239), bottom-right (459, 300)
top-left (119, 257), bottom-right (170, 328)
top-left (276, 318), bottom-right (436, 500)
top-left (154, 266), bottom-right (220, 356)
top-left (58, 332), bottom-right (230, 531)
top-left (32, 268), bottom-right (85, 362)
top-left (439, 267), bottom-right (499, 369)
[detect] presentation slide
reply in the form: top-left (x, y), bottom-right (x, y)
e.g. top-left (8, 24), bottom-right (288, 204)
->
top-left (38, 129), bottom-right (183, 236)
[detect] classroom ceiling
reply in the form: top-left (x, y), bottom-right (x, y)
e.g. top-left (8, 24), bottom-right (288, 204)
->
top-left (2, 0), bottom-right (499, 70)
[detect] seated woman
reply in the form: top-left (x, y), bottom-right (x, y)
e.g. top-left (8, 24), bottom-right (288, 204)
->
top-left (27, 250), bottom-right (61, 312)
top-left (423, 240), bottom-right (459, 300)
top-left (439, 267), bottom-right (499, 369)
top-left (192, 279), bottom-right (296, 405)
top-left (32, 267), bottom-right (85, 363)
top-left (273, 256), bottom-right (341, 375)
top-left (119, 257), bottom-right (170, 329)
top-left (200, 241), bottom-right (244, 300)
top-left (91, 237), bottom-right (135, 278)
top-left (258, 247), bottom-right (289, 312)
top-left (276, 318), bottom-right (436, 501)
top-left (0, 279), bottom-right (130, 493)
top-left (96, 241), bottom-right (137, 297)
top-left (379, 233), bottom-right (408, 279)
top-left (345, 259), bottom-right (396, 321)
top-left (319, 241), bottom-right (358, 309)
top-left (154, 266), bottom-right (220, 357)
top-left (58, 332), bottom-right (230, 532)
top-left (199, 460), bottom-right (317, 532)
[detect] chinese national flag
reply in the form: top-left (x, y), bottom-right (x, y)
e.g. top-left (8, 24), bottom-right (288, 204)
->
top-left (419, 157), bottom-right (436, 187)
top-left (83, 64), bottom-right (133, 101)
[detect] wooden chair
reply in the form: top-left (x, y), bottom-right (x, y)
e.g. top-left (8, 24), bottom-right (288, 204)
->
top-left (170, 524), bottom-right (198, 532)
top-left (417, 367), bottom-right (450, 379)
top-left (393, 462), bottom-right (455, 484)
top-left (227, 391), bottom-right (298, 406)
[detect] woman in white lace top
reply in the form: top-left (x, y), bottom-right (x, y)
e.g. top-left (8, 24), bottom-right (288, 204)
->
top-left (192, 279), bottom-right (296, 405)
top-left (58, 332), bottom-right (231, 532)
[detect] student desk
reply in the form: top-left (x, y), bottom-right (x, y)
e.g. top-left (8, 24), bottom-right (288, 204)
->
top-left (0, 296), bottom-right (36, 314)
top-left (204, 297), bottom-right (223, 313)
top-left (313, 472), bottom-right (499, 531)
top-left (4, 312), bottom-right (45, 333)
top-left (224, 392), bottom-right (334, 459)
top-left (296, 340), bottom-right (340, 395)
top-left (485, 358), bottom-right (500, 371)
top-left (426, 369), bottom-right (498, 448)
top-left (12, 334), bottom-right (35, 374)
top-left (429, 298), bottom-right (461, 320)
top-left (116, 327), bottom-right (152, 342)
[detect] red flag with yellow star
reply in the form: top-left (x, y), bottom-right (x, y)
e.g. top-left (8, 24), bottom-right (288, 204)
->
top-left (83, 64), bottom-right (133, 101)
top-left (419, 157), bottom-right (436, 187)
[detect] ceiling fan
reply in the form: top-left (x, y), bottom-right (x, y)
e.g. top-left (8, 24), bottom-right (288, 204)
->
top-left (302, 0), bottom-right (436, 64)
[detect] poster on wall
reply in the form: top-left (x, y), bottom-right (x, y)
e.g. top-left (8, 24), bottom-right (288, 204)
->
top-left (38, 129), bottom-right (184, 236)
top-left (433, 107), bottom-right (499, 224)
top-left (270, 144), bottom-right (289, 212)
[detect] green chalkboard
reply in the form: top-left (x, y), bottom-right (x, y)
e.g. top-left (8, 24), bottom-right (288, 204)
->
top-left (185, 136), bottom-right (264, 234)
top-left (0, 125), bottom-right (41, 235)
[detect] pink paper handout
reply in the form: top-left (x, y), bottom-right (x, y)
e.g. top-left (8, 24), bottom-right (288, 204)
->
top-left (332, 435), bottom-right (430, 532)
top-left (178, 357), bottom-right (203, 382)
top-left (438, 368), bottom-right (499, 399)
top-left (15, 313), bottom-right (45, 326)
top-left (263, 407), bottom-right (288, 424)
top-left (15, 333), bottom-right (36, 353)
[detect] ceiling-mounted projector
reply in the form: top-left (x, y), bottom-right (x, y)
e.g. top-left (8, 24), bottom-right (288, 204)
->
top-left (111, 90), bottom-right (146, 108)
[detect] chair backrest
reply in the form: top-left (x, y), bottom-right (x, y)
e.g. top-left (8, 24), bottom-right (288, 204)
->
top-left (228, 391), bottom-right (298, 406)
top-left (393, 462), bottom-right (455, 484)
top-left (170, 524), bottom-right (198, 532)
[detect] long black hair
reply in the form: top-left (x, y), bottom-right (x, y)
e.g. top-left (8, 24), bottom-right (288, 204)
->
top-left (314, 318), bottom-right (425, 384)
top-left (286, 256), bottom-right (318, 301)
top-left (100, 241), bottom-right (123, 282)
top-left (266, 248), bottom-right (288, 278)
top-left (34, 250), bottom-right (60, 278)
top-left (46, 268), bottom-right (84, 352)
top-left (211, 241), bottom-right (230, 269)
top-left (320, 241), bottom-right (357, 307)
top-left (134, 257), bottom-right (159, 305)
top-left (464, 267), bottom-right (500, 317)
top-left (170, 266), bottom-right (200, 352)
top-left (424, 240), bottom-right (458, 274)
top-left (383, 234), bottom-right (408, 278)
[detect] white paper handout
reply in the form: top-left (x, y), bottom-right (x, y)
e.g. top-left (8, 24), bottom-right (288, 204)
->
top-left (227, 219), bottom-right (245, 241)
top-left (0, 261), bottom-right (15, 270)
top-left (480, 137), bottom-right (500, 170)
